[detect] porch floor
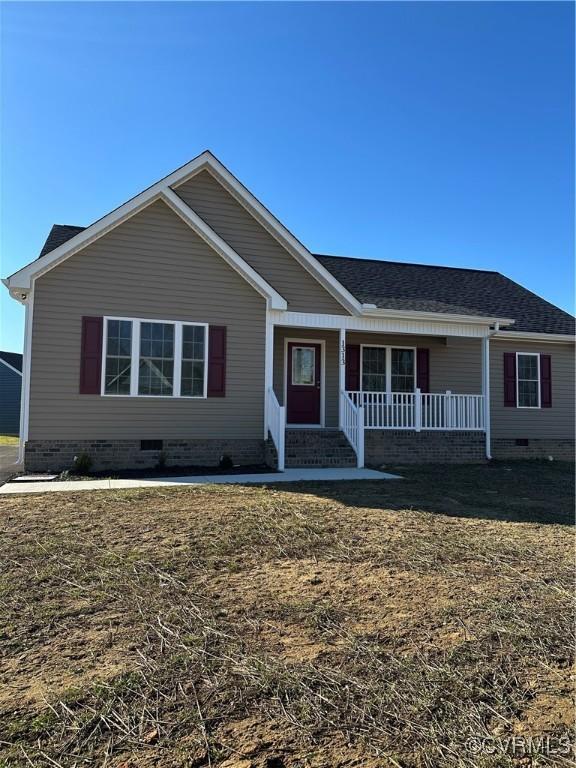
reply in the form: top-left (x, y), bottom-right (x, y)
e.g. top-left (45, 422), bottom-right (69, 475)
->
top-left (0, 468), bottom-right (403, 495)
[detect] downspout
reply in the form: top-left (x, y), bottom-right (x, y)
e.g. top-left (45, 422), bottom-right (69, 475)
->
top-left (17, 284), bottom-right (34, 466)
top-left (483, 322), bottom-right (499, 460)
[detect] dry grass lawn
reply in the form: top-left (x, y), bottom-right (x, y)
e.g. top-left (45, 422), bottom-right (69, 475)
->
top-left (0, 461), bottom-right (574, 767)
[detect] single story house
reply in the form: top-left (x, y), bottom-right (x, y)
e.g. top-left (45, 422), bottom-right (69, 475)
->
top-left (3, 151), bottom-right (574, 472)
top-left (0, 351), bottom-right (22, 436)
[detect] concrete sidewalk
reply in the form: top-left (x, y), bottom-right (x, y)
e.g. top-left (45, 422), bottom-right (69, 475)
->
top-left (1, 467), bottom-right (402, 495)
top-left (0, 467), bottom-right (401, 495)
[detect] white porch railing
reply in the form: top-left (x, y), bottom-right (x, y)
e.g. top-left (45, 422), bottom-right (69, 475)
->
top-left (266, 388), bottom-right (286, 471)
top-left (340, 390), bottom-right (364, 467)
top-left (346, 390), bottom-right (485, 431)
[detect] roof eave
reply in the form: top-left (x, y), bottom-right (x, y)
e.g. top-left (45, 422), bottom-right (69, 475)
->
top-left (492, 330), bottom-right (575, 343)
top-left (360, 304), bottom-right (516, 327)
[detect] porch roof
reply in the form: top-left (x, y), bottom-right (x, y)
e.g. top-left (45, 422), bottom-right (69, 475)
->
top-left (314, 254), bottom-right (575, 336)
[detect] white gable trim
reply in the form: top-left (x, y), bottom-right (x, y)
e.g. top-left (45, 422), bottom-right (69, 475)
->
top-left (5, 151), bottom-right (359, 314)
top-left (176, 160), bottom-right (363, 315)
top-left (0, 357), bottom-right (22, 376)
top-left (160, 189), bottom-right (286, 309)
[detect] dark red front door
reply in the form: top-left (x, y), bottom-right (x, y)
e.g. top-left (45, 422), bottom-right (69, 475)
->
top-left (287, 342), bottom-right (321, 424)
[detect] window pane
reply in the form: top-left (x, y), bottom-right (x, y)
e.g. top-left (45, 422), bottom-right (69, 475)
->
top-left (181, 325), bottom-right (206, 397)
top-left (518, 380), bottom-right (538, 408)
top-left (518, 355), bottom-right (538, 381)
top-left (138, 323), bottom-right (174, 395)
top-left (292, 347), bottom-right (315, 385)
top-left (391, 349), bottom-right (414, 392)
top-left (362, 347), bottom-right (386, 391)
top-left (105, 320), bottom-right (132, 395)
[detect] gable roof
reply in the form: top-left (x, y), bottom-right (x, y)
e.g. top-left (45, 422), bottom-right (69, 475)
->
top-left (39, 225), bottom-right (86, 258)
top-left (314, 254), bottom-right (575, 335)
top-left (32, 229), bottom-right (574, 336)
top-left (6, 150), bottom-right (360, 314)
top-left (0, 350), bottom-right (23, 374)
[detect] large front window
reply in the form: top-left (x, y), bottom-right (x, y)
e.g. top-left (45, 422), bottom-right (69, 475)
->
top-left (103, 317), bottom-right (207, 398)
top-left (361, 346), bottom-right (415, 393)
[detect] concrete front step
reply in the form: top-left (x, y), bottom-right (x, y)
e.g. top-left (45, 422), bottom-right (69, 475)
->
top-left (284, 428), bottom-right (358, 468)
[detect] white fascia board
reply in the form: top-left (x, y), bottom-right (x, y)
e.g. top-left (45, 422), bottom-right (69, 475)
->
top-left (183, 157), bottom-right (363, 316)
top-left (492, 330), bottom-right (575, 344)
top-left (0, 357), bottom-right (22, 376)
top-left (5, 149), bottom-right (360, 315)
top-left (160, 189), bottom-right (287, 310)
top-left (5, 150), bottom-right (217, 291)
top-left (361, 305), bottom-right (516, 327)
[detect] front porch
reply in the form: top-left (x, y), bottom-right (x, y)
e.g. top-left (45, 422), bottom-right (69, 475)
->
top-left (266, 322), bottom-right (490, 470)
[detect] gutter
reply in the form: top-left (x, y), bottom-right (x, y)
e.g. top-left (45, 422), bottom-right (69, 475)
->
top-left (361, 304), bottom-right (516, 328)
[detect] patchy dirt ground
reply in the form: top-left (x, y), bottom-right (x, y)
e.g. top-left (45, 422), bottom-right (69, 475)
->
top-left (0, 461), bottom-right (574, 767)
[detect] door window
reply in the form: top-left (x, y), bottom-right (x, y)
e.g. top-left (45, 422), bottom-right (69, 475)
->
top-left (292, 346), bottom-right (315, 385)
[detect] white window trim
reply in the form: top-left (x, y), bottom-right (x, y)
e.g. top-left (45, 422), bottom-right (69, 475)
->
top-left (101, 316), bottom-right (209, 399)
top-left (515, 351), bottom-right (541, 409)
top-left (360, 344), bottom-right (417, 394)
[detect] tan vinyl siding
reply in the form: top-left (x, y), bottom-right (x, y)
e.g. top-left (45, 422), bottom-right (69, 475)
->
top-left (490, 339), bottom-right (575, 439)
top-left (29, 200), bottom-right (266, 440)
top-left (174, 170), bottom-right (346, 314)
top-left (273, 330), bottom-right (483, 428)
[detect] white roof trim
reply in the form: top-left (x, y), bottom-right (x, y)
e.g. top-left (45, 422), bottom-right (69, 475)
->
top-left (5, 150), bottom-right (360, 314)
top-left (172, 157), bottom-right (363, 316)
top-left (0, 357), bottom-right (22, 376)
top-left (492, 330), bottom-right (575, 343)
top-left (160, 190), bottom-right (286, 309)
top-left (361, 305), bottom-right (516, 326)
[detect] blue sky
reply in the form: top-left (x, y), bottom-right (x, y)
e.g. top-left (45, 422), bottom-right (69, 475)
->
top-left (1, 1), bottom-right (573, 352)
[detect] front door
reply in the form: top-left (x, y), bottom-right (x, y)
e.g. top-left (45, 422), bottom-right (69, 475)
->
top-left (286, 342), bottom-right (321, 425)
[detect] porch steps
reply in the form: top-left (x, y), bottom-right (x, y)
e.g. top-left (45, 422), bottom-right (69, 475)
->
top-left (285, 429), bottom-right (357, 468)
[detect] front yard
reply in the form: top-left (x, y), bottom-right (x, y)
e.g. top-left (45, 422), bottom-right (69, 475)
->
top-left (0, 461), bottom-right (574, 767)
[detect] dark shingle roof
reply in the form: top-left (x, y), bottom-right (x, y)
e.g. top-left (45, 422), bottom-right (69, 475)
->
top-left (38, 224), bottom-right (86, 258)
top-left (36, 226), bottom-right (574, 336)
top-left (0, 351), bottom-right (23, 372)
top-left (315, 254), bottom-right (574, 335)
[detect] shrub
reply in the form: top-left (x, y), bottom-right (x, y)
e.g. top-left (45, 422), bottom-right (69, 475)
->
top-left (219, 454), bottom-right (234, 471)
top-left (156, 451), bottom-right (168, 470)
top-left (72, 452), bottom-right (93, 475)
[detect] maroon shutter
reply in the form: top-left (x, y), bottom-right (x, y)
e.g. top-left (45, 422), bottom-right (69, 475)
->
top-left (207, 326), bottom-right (226, 397)
top-left (416, 348), bottom-right (430, 392)
top-left (540, 354), bottom-right (552, 408)
top-left (345, 344), bottom-right (360, 390)
top-left (79, 316), bottom-right (103, 394)
top-left (503, 352), bottom-right (516, 407)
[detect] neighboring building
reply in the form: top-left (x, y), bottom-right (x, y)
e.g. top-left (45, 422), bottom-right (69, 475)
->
top-left (0, 351), bottom-right (22, 436)
top-left (3, 151), bottom-right (574, 472)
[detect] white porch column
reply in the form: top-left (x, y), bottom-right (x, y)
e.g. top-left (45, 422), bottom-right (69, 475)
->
top-left (482, 335), bottom-right (491, 459)
top-left (264, 314), bottom-right (274, 439)
top-left (338, 327), bottom-right (346, 427)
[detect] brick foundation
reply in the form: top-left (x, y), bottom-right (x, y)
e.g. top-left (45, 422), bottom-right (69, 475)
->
top-left (491, 439), bottom-right (574, 462)
top-left (365, 430), bottom-right (486, 465)
top-left (24, 439), bottom-right (265, 473)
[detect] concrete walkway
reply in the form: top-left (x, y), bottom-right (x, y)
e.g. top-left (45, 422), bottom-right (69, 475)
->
top-left (0, 467), bottom-right (401, 495)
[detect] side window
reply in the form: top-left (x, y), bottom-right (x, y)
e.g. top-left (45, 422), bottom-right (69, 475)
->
top-left (517, 353), bottom-right (540, 408)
